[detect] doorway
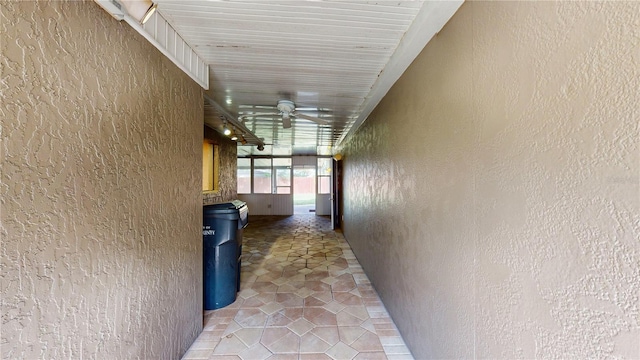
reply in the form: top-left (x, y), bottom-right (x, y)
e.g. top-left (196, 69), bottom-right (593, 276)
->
top-left (293, 165), bottom-right (316, 214)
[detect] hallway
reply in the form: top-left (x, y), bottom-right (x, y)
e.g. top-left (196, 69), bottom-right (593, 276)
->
top-left (182, 215), bottom-right (413, 360)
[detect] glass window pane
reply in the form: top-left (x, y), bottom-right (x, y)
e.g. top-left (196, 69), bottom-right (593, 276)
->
top-left (272, 158), bottom-right (292, 167)
top-left (253, 168), bottom-right (272, 193)
top-left (276, 187), bottom-right (291, 194)
top-left (318, 176), bottom-right (330, 194)
top-left (237, 168), bottom-right (251, 194)
top-left (276, 168), bottom-right (290, 186)
top-left (317, 158), bottom-right (331, 176)
top-left (254, 158), bottom-right (271, 168)
top-left (237, 158), bottom-right (251, 168)
top-left (237, 158), bottom-right (251, 194)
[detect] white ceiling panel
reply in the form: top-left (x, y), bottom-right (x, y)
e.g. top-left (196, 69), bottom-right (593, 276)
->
top-left (156, 0), bottom-right (463, 156)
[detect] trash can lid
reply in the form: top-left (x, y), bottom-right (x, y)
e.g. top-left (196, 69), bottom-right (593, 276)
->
top-left (204, 200), bottom-right (247, 215)
top-left (205, 200), bottom-right (246, 210)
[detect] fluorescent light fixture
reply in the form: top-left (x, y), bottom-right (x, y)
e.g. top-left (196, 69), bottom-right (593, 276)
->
top-left (140, 3), bottom-right (157, 24)
top-left (121, 0), bottom-right (157, 24)
top-left (95, 0), bottom-right (156, 24)
top-left (94, 0), bottom-right (126, 20)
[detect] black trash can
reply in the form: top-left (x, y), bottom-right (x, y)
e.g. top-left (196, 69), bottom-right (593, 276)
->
top-left (203, 200), bottom-right (248, 310)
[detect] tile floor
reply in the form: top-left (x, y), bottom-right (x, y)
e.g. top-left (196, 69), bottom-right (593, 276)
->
top-left (182, 215), bottom-right (413, 360)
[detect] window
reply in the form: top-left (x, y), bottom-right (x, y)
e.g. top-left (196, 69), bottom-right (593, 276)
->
top-left (317, 158), bottom-right (331, 194)
top-left (253, 159), bottom-right (272, 193)
top-left (203, 141), bottom-right (219, 192)
top-left (237, 158), bottom-right (251, 194)
top-left (273, 158), bottom-right (292, 194)
top-left (236, 157), bottom-right (292, 194)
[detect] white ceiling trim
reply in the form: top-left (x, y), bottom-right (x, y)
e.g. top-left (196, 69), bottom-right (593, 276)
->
top-left (94, 0), bottom-right (209, 89)
top-left (135, 11), bottom-right (209, 89)
top-left (336, 0), bottom-right (464, 148)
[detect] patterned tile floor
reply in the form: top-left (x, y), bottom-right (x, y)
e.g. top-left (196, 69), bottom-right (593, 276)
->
top-left (182, 215), bottom-right (413, 360)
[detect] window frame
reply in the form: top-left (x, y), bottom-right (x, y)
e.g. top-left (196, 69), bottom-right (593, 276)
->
top-left (237, 158), bottom-right (252, 194)
top-left (237, 157), bottom-right (293, 194)
top-left (317, 157), bottom-right (331, 195)
top-left (203, 140), bottom-right (220, 193)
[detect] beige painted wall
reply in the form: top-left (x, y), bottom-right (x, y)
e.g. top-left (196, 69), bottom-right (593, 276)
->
top-left (341, 2), bottom-right (639, 359)
top-left (2, 2), bottom-right (204, 358)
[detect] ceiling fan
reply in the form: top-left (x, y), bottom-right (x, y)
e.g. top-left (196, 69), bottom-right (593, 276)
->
top-left (239, 100), bottom-right (330, 129)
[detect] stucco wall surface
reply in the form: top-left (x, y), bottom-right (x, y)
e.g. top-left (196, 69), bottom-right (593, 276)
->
top-left (341, 2), bottom-right (640, 359)
top-left (203, 125), bottom-right (237, 205)
top-left (1, 2), bottom-right (203, 358)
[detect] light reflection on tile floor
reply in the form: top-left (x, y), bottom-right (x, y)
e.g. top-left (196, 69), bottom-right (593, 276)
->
top-left (182, 215), bottom-right (414, 360)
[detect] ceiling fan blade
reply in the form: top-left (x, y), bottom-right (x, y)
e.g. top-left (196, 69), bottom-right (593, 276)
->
top-left (282, 115), bottom-right (292, 129)
top-left (292, 112), bottom-right (329, 125)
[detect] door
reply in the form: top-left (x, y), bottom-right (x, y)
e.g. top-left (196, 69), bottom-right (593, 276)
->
top-left (315, 158), bottom-right (331, 216)
top-left (293, 165), bottom-right (315, 214)
top-left (331, 158), bottom-right (342, 229)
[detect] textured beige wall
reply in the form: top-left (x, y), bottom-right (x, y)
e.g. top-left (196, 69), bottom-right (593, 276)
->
top-left (341, 2), bottom-right (640, 359)
top-left (203, 125), bottom-right (237, 205)
top-left (1, 2), bottom-right (204, 358)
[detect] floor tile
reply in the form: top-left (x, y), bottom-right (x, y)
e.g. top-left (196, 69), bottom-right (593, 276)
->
top-left (238, 288), bottom-right (258, 299)
top-left (288, 318), bottom-right (315, 336)
top-left (305, 295), bottom-right (328, 307)
top-left (334, 293), bottom-right (362, 306)
top-left (350, 330), bottom-right (384, 353)
top-left (234, 328), bottom-right (263, 347)
top-left (300, 353), bottom-right (333, 360)
top-left (181, 349), bottom-right (213, 359)
top-left (261, 327), bottom-right (293, 347)
top-left (238, 343), bottom-right (272, 360)
top-left (235, 309), bottom-right (269, 328)
top-left (304, 307), bottom-right (338, 326)
top-left (295, 287), bottom-right (316, 298)
top-left (212, 335), bottom-right (248, 355)
top-left (263, 330), bottom-right (300, 354)
top-left (300, 332), bottom-right (333, 354)
top-left (222, 321), bottom-right (242, 336)
top-left (323, 301), bottom-right (347, 314)
top-left (337, 326), bottom-right (367, 345)
top-left (310, 326), bottom-right (340, 346)
top-left (336, 311), bottom-right (364, 327)
top-left (353, 352), bottom-right (387, 360)
top-left (207, 355), bottom-right (241, 360)
top-left (342, 306), bottom-right (369, 321)
top-left (325, 341), bottom-right (358, 360)
top-left (181, 215), bottom-right (413, 360)
top-left (275, 293), bottom-right (305, 307)
top-left (382, 344), bottom-right (412, 355)
top-left (260, 302), bottom-right (284, 316)
top-left (267, 355), bottom-right (298, 360)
